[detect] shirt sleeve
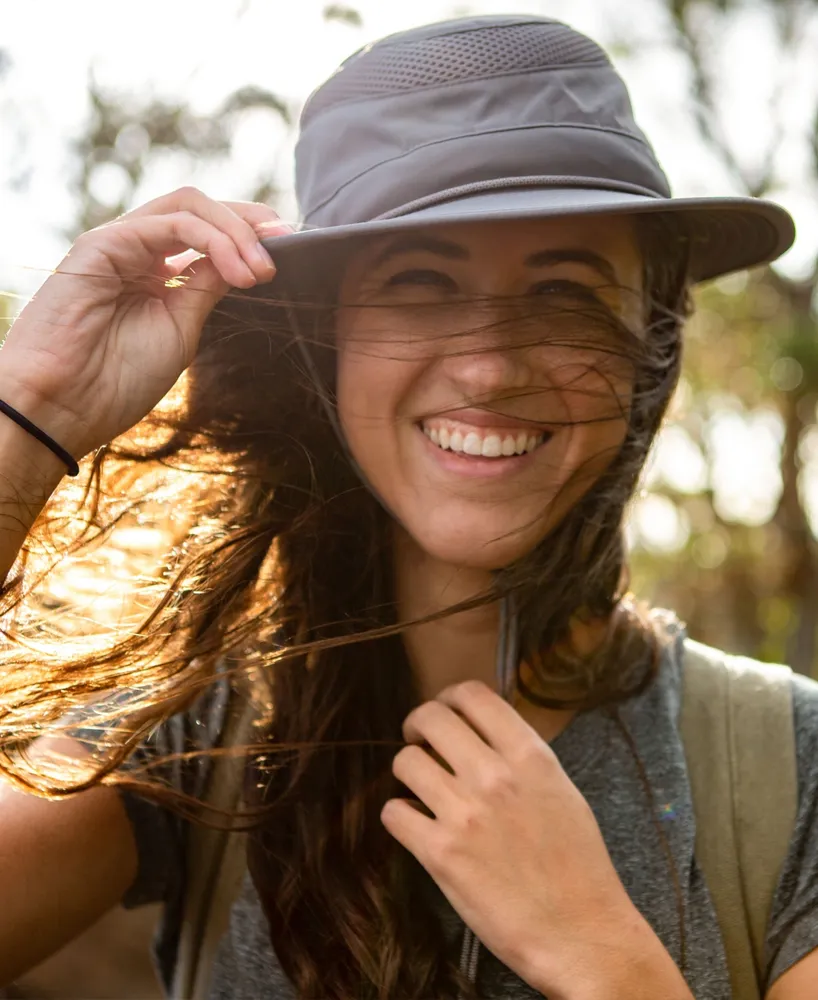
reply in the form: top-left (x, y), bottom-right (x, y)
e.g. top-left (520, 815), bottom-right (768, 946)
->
top-left (67, 674), bottom-right (232, 909)
top-left (763, 669), bottom-right (818, 989)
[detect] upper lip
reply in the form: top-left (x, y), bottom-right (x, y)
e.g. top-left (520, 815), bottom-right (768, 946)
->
top-left (419, 407), bottom-right (556, 432)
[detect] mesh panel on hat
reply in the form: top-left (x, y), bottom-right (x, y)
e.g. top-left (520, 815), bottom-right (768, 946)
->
top-left (302, 21), bottom-right (610, 123)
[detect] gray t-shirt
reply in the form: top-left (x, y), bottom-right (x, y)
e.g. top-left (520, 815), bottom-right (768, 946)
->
top-left (115, 614), bottom-right (818, 998)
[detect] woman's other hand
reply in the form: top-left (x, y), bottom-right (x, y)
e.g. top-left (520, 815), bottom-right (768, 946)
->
top-left (381, 680), bottom-right (693, 999)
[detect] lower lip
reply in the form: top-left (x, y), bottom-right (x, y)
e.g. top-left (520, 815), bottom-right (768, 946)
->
top-left (416, 425), bottom-right (552, 478)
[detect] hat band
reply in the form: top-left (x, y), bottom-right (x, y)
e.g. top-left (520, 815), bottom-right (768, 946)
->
top-left (373, 174), bottom-right (664, 221)
top-left (301, 123), bottom-right (671, 228)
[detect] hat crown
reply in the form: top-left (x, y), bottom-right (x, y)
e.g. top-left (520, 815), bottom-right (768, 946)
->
top-left (295, 15), bottom-right (671, 229)
top-left (302, 17), bottom-right (610, 124)
top-left (261, 16), bottom-right (794, 286)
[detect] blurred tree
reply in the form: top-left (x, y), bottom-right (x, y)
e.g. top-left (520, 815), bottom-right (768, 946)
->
top-left (71, 80), bottom-right (292, 236)
top-left (0, 293), bottom-right (12, 345)
top-left (323, 3), bottom-right (364, 26)
top-left (628, 0), bottom-right (818, 673)
top-left (66, 0), bottom-right (366, 238)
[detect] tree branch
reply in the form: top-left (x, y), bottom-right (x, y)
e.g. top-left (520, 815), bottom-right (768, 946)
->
top-left (667, 4), bottom-right (759, 194)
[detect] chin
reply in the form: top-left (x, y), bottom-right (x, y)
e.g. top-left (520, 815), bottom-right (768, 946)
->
top-left (405, 515), bottom-right (543, 571)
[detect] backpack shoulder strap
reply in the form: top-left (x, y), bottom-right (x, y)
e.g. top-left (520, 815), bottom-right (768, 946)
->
top-left (170, 683), bottom-right (257, 1000)
top-left (679, 636), bottom-right (797, 999)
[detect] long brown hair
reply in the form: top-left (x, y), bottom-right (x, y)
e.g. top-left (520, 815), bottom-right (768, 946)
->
top-left (0, 214), bottom-right (691, 999)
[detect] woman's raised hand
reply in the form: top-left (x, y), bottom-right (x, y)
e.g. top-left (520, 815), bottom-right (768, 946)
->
top-left (0, 187), bottom-right (289, 466)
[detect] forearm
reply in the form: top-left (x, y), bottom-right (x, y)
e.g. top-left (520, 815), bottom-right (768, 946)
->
top-left (569, 948), bottom-right (694, 1000)
top-left (527, 908), bottom-right (694, 1000)
top-left (0, 403), bottom-right (67, 585)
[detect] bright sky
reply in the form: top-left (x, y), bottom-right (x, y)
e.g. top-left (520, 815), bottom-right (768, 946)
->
top-left (2, 0), bottom-right (817, 550)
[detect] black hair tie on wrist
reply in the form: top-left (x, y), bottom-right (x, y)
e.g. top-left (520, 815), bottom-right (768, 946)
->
top-left (0, 398), bottom-right (80, 477)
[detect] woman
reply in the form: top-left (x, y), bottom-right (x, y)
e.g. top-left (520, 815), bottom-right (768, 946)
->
top-left (0, 13), bottom-right (814, 1000)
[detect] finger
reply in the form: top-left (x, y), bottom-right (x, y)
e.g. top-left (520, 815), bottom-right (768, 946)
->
top-left (163, 249), bottom-right (205, 278)
top-left (114, 187), bottom-right (274, 223)
top-left (392, 743), bottom-right (458, 818)
top-left (436, 680), bottom-right (547, 761)
top-left (402, 700), bottom-right (495, 777)
top-left (380, 797), bottom-right (438, 859)
top-left (205, 203), bottom-right (296, 251)
top-left (159, 230), bottom-right (285, 279)
top-left (155, 198), bottom-right (294, 237)
top-left (117, 187), bottom-right (293, 248)
top-left (220, 201), bottom-right (296, 233)
top-left (162, 255), bottom-right (232, 342)
top-left (105, 211), bottom-right (272, 288)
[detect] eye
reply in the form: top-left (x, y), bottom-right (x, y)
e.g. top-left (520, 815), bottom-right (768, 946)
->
top-left (385, 269), bottom-right (457, 291)
top-left (530, 279), bottom-right (600, 301)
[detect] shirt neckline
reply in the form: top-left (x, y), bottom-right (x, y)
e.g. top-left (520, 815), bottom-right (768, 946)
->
top-left (545, 613), bottom-right (685, 779)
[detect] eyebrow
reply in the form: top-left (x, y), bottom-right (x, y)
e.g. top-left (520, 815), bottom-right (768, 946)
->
top-left (370, 235), bottom-right (469, 268)
top-left (370, 236), bottom-right (619, 285)
top-left (524, 248), bottom-right (619, 286)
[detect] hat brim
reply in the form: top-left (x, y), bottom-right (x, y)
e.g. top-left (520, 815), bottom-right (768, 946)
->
top-left (260, 186), bottom-right (795, 285)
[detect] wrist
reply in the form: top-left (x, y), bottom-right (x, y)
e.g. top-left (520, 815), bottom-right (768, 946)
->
top-left (567, 951), bottom-right (693, 1000)
top-left (530, 906), bottom-right (693, 1000)
top-left (0, 371), bottom-right (83, 484)
top-left (0, 401), bottom-right (71, 497)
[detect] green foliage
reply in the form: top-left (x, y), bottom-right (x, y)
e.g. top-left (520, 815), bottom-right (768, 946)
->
top-left (0, 294), bottom-right (12, 346)
top-left (323, 4), bottom-right (363, 27)
top-left (631, 0), bottom-right (818, 673)
top-left (630, 273), bottom-right (817, 665)
top-left (70, 78), bottom-right (292, 236)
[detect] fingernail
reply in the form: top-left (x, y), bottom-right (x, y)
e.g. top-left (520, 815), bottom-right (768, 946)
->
top-left (255, 242), bottom-right (275, 270)
top-left (257, 220), bottom-right (296, 235)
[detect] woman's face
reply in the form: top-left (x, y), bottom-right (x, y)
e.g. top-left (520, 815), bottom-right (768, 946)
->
top-left (335, 215), bottom-right (644, 570)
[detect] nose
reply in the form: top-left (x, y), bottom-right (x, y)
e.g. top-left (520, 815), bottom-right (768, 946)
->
top-left (438, 328), bottom-right (530, 402)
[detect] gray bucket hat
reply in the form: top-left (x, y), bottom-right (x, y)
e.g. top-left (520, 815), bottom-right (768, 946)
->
top-left (261, 14), bottom-right (795, 283)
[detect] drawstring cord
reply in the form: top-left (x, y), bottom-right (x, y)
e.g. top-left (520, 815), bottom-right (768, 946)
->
top-left (458, 923), bottom-right (482, 991)
top-left (457, 592), bottom-right (519, 996)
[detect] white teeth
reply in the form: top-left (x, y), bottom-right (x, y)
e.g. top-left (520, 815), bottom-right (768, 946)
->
top-left (422, 421), bottom-right (548, 458)
top-left (463, 432), bottom-right (483, 456)
top-left (481, 436), bottom-right (503, 458)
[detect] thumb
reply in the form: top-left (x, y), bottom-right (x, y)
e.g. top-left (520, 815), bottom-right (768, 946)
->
top-left (164, 254), bottom-right (234, 349)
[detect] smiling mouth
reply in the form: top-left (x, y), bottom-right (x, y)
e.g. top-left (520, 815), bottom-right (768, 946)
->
top-left (419, 418), bottom-right (553, 458)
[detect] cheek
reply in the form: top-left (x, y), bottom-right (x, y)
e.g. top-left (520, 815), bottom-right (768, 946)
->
top-left (336, 337), bottom-right (376, 442)
top-left (534, 344), bottom-right (634, 429)
top-left (335, 330), bottom-right (418, 471)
